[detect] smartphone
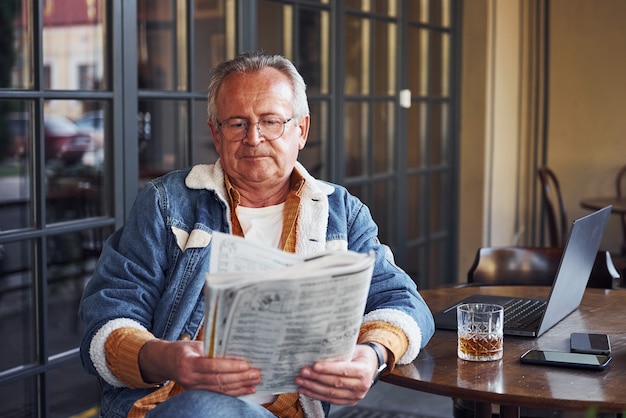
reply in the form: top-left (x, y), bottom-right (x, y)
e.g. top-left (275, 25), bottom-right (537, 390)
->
top-left (570, 332), bottom-right (611, 355)
top-left (520, 349), bottom-right (611, 370)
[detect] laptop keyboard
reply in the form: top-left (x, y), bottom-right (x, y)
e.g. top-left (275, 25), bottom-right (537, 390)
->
top-left (503, 299), bottom-right (547, 329)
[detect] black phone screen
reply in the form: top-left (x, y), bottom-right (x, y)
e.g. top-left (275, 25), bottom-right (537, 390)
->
top-left (520, 350), bottom-right (611, 369)
top-left (570, 332), bottom-right (611, 354)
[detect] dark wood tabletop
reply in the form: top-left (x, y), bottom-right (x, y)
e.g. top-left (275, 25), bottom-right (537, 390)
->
top-left (580, 197), bottom-right (626, 214)
top-left (382, 286), bottom-right (626, 417)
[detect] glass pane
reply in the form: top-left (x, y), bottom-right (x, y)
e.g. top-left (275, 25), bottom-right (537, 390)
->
top-left (430, 0), bottom-right (451, 27)
top-left (299, 101), bottom-right (328, 180)
top-left (0, 375), bottom-right (37, 417)
top-left (345, 0), bottom-right (365, 12)
top-left (1, 1), bottom-right (33, 89)
top-left (82, 225), bottom-right (114, 258)
top-left (372, 180), bottom-right (394, 244)
top-left (372, 101), bottom-right (394, 174)
top-left (0, 240), bottom-right (36, 372)
top-left (408, 0), bottom-right (450, 26)
top-left (404, 245), bottom-right (425, 287)
top-left (192, 100), bottom-right (218, 166)
top-left (429, 102), bottom-right (448, 166)
top-left (345, 16), bottom-right (369, 95)
top-left (347, 184), bottom-right (366, 204)
top-left (0, 100), bottom-right (32, 229)
top-left (49, 360), bottom-right (101, 417)
top-left (138, 100), bottom-right (188, 185)
top-left (407, 27), bottom-right (428, 97)
top-left (193, 0), bottom-right (225, 93)
top-left (428, 240), bottom-right (445, 288)
top-left (346, 0), bottom-right (397, 15)
top-left (257, 1), bottom-right (292, 57)
top-left (42, 0), bottom-right (107, 90)
top-left (429, 171), bottom-right (448, 234)
top-left (138, 0), bottom-right (188, 91)
top-left (406, 174), bottom-right (424, 241)
top-left (406, 102), bottom-right (426, 169)
top-left (430, 31), bottom-right (450, 96)
top-left (74, 104), bottom-right (107, 170)
top-left (408, 0), bottom-right (429, 23)
top-left (47, 227), bottom-right (112, 357)
top-left (298, 9), bottom-right (330, 95)
top-left (377, 0), bottom-right (397, 16)
top-left (373, 20), bottom-right (396, 95)
top-left (45, 101), bottom-right (108, 225)
top-left (344, 101), bottom-right (368, 177)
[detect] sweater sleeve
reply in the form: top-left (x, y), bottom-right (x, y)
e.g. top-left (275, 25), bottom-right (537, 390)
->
top-left (104, 327), bottom-right (159, 389)
top-left (358, 320), bottom-right (408, 370)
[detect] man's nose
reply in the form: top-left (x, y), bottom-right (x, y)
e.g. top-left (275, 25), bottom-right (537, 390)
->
top-left (244, 122), bottom-right (263, 144)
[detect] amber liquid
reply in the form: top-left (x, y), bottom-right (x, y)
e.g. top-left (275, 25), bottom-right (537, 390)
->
top-left (458, 334), bottom-right (503, 359)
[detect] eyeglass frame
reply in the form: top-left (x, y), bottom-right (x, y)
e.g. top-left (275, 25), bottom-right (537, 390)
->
top-left (215, 115), bottom-right (298, 142)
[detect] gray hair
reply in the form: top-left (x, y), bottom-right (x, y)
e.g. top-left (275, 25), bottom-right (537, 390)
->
top-left (207, 51), bottom-right (310, 125)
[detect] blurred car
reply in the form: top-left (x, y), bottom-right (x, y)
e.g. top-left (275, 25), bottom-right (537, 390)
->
top-left (75, 110), bottom-right (105, 167)
top-left (9, 112), bottom-right (93, 163)
top-left (75, 110), bottom-right (104, 144)
top-left (45, 114), bottom-right (94, 163)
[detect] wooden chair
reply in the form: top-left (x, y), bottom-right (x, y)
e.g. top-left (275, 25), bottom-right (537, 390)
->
top-left (466, 246), bottom-right (620, 289)
top-left (537, 166), bottom-right (568, 246)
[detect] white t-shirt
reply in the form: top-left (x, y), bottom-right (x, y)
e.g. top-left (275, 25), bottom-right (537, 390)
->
top-left (236, 203), bottom-right (285, 249)
top-left (235, 203), bottom-right (285, 405)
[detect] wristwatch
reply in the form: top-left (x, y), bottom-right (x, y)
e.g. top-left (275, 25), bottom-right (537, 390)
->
top-left (362, 342), bottom-right (387, 385)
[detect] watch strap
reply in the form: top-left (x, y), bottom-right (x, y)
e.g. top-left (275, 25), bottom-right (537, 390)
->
top-left (362, 342), bottom-right (387, 384)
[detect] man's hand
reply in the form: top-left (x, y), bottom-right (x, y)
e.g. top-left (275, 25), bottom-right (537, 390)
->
top-left (294, 344), bottom-right (383, 405)
top-left (139, 338), bottom-right (261, 396)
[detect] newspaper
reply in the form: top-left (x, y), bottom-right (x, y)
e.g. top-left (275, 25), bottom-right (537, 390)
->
top-left (204, 232), bottom-right (374, 395)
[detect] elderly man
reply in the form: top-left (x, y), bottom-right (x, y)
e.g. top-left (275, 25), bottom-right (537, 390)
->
top-left (79, 51), bottom-right (434, 418)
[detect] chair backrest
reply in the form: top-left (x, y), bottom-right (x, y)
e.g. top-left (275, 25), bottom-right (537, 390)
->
top-left (538, 166), bottom-right (568, 247)
top-left (467, 247), bottom-right (619, 289)
top-left (617, 164), bottom-right (626, 199)
top-left (617, 164), bottom-right (626, 255)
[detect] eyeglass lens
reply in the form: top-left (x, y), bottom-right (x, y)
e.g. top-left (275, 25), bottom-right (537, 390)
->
top-left (220, 117), bottom-right (291, 141)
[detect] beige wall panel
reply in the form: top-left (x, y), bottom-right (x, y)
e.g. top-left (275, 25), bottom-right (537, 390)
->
top-left (548, 0), bottom-right (626, 253)
top-left (459, 0), bottom-right (489, 280)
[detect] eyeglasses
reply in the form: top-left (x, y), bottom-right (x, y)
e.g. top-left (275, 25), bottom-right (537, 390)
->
top-left (216, 116), bottom-right (295, 142)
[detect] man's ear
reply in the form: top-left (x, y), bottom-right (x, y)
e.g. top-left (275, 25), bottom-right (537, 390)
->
top-left (298, 114), bottom-right (310, 150)
top-left (208, 120), bottom-right (221, 149)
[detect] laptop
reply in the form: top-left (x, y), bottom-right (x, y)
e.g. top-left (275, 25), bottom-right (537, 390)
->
top-left (434, 205), bottom-right (612, 337)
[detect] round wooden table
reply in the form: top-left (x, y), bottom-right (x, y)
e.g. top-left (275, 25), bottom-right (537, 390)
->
top-left (382, 286), bottom-right (626, 418)
top-left (580, 197), bottom-right (626, 214)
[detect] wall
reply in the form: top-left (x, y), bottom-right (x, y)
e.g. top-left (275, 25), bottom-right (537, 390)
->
top-left (458, 0), bottom-right (523, 280)
top-left (457, 0), bottom-right (626, 282)
top-left (548, 0), bottom-right (626, 253)
top-left (483, 0), bottom-right (522, 246)
top-left (458, 0), bottom-right (488, 280)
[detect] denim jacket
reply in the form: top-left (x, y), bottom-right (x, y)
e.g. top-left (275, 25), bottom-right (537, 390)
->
top-left (79, 161), bottom-right (435, 418)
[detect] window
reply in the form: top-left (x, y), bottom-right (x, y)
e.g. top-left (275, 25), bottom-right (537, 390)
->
top-left (0, 0), bottom-right (112, 415)
top-left (78, 64), bottom-right (97, 90)
top-left (253, 0), bottom-right (459, 289)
